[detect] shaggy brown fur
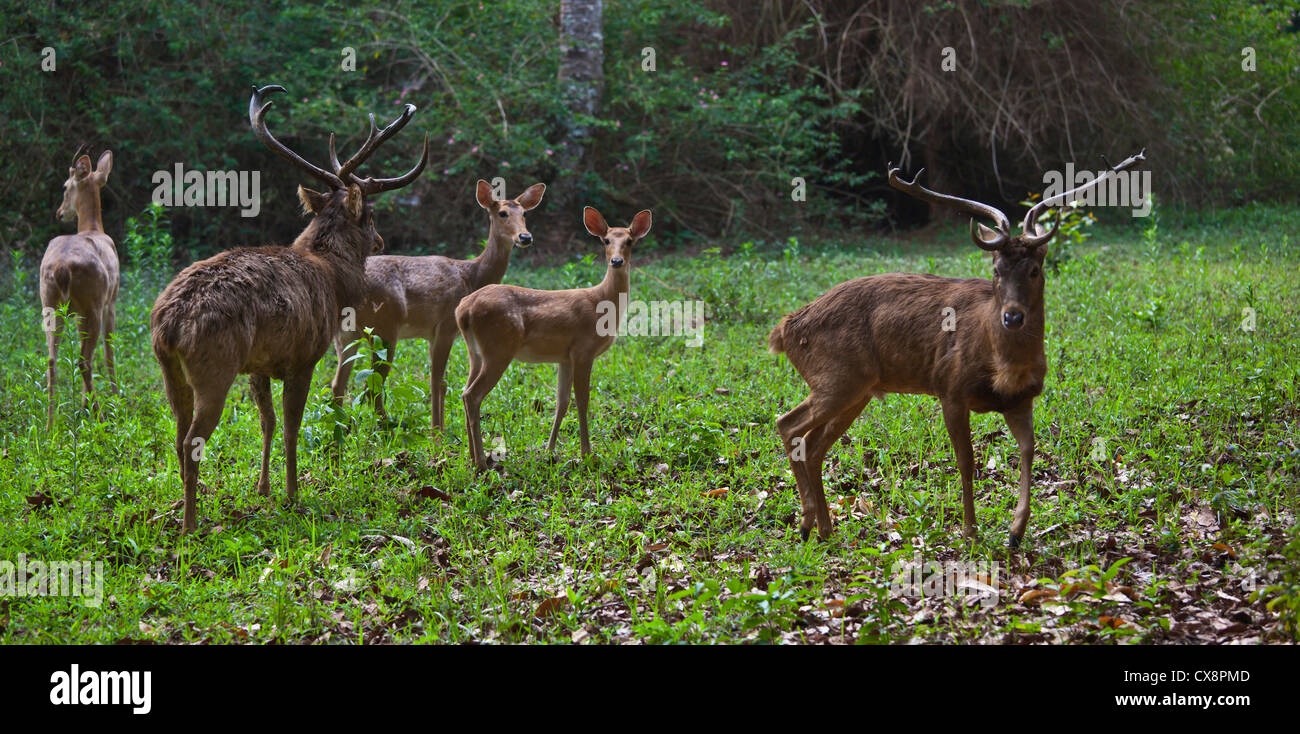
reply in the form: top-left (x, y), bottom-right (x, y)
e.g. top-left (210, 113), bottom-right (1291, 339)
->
top-left (770, 242), bottom-right (1048, 547)
top-left (331, 180), bottom-right (546, 432)
top-left (40, 148), bottom-right (118, 428)
top-left (456, 207), bottom-right (652, 470)
top-left (151, 85), bottom-right (427, 532)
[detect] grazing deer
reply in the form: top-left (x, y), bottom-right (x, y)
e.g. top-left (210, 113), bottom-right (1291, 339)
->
top-left (40, 146), bottom-right (118, 428)
top-left (769, 151), bottom-right (1146, 547)
top-left (330, 180), bottom-right (546, 432)
top-left (456, 207), bottom-right (652, 470)
top-left (150, 84), bottom-right (428, 532)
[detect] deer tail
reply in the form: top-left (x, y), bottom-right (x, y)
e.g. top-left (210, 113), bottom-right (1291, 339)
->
top-left (767, 318), bottom-right (786, 354)
top-left (51, 264), bottom-right (72, 302)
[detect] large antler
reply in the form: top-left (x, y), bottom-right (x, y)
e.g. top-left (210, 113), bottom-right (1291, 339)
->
top-left (328, 107), bottom-right (430, 194)
top-left (249, 85), bottom-right (344, 189)
top-left (1021, 148), bottom-right (1147, 246)
top-left (888, 163), bottom-right (1013, 251)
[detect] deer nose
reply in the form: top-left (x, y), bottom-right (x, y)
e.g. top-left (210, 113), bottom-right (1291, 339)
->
top-left (1002, 310), bottom-right (1024, 330)
top-left (517, 232), bottom-right (532, 246)
top-left (611, 257), bottom-right (625, 268)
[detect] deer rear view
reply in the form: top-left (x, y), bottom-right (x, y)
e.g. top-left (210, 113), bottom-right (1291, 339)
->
top-left (456, 207), bottom-right (651, 470)
top-left (150, 85), bottom-right (427, 532)
top-left (40, 146), bottom-right (119, 428)
top-left (770, 151), bottom-right (1145, 547)
top-left (330, 180), bottom-right (545, 432)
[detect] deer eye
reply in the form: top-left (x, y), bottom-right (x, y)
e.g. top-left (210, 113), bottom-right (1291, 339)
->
top-left (1030, 265), bottom-right (1041, 278)
top-left (498, 210), bottom-right (508, 218)
top-left (603, 237), bottom-right (609, 244)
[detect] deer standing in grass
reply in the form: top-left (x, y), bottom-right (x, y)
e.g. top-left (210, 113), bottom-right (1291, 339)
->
top-left (456, 207), bottom-right (652, 470)
top-left (150, 85), bottom-right (428, 532)
top-left (330, 180), bottom-right (546, 432)
top-left (769, 151), bottom-right (1145, 547)
top-left (40, 146), bottom-right (118, 428)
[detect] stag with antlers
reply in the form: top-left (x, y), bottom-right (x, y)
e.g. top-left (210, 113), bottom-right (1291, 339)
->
top-left (150, 85), bottom-right (428, 532)
top-left (769, 150), bottom-right (1146, 546)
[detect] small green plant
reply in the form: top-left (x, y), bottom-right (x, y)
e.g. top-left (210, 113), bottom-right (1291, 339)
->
top-left (123, 202), bottom-right (174, 277)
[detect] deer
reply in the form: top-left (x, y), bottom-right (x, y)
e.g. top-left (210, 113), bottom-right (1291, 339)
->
top-left (769, 150), bottom-right (1146, 547)
top-left (40, 146), bottom-right (119, 428)
top-left (150, 84), bottom-right (428, 532)
top-left (456, 206), bottom-right (652, 470)
top-left (329, 179), bottom-right (546, 433)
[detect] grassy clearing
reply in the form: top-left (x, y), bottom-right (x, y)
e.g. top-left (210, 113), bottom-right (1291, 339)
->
top-left (1, 204), bottom-right (1297, 644)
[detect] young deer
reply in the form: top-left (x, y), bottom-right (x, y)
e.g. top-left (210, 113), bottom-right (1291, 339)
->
top-left (40, 146), bottom-right (118, 428)
top-left (330, 180), bottom-right (546, 432)
top-left (150, 85), bottom-right (428, 532)
top-left (456, 207), bottom-right (652, 470)
top-left (770, 151), bottom-right (1145, 547)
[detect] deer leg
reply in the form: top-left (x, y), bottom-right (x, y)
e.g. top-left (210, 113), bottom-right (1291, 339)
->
top-left (250, 374), bottom-right (275, 496)
top-left (44, 312), bottom-right (64, 430)
top-left (802, 395), bottom-right (872, 541)
top-left (331, 334), bottom-right (359, 407)
top-left (1003, 405), bottom-right (1036, 548)
top-left (573, 359), bottom-right (594, 457)
top-left (776, 387), bottom-right (867, 541)
top-left (461, 356), bottom-right (510, 471)
top-left (940, 399), bottom-right (977, 540)
top-left (103, 305), bottom-right (119, 394)
top-left (77, 310), bottom-right (101, 411)
top-left (547, 361), bottom-right (574, 452)
top-left (280, 371), bottom-right (312, 504)
top-left (181, 369), bottom-right (235, 533)
top-left (156, 350), bottom-right (193, 487)
top-left (428, 328), bottom-right (456, 433)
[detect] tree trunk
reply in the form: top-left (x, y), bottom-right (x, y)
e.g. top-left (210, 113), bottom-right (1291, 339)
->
top-left (551, 0), bottom-right (604, 247)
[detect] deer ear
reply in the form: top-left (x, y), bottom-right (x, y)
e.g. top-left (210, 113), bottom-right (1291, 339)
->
top-left (298, 185), bottom-right (329, 215)
top-left (583, 206), bottom-right (609, 237)
top-left (516, 183), bottom-right (546, 211)
top-left (344, 184), bottom-right (365, 222)
top-left (975, 222), bottom-right (1000, 241)
top-left (93, 150), bottom-right (113, 183)
top-left (73, 155), bottom-right (92, 179)
top-left (628, 210), bottom-right (652, 239)
top-left (475, 180), bottom-right (495, 209)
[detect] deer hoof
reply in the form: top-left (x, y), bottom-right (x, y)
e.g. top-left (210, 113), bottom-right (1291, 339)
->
top-left (1008, 533), bottom-right (1022, 550)
top-left (799, 526), bottom-right (812, 542)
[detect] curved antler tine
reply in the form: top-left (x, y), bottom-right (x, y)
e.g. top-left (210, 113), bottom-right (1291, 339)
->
top-left (969, 219), bottom-right (1008, 251)
top-left (249, 85), bottom-right (344, 189)
top-left (352, 133), bottom-right (429, 195)
top-left (336, 113), bottom-right (379, 178)
top-left (1021, 208), bottom-right (1062, 247)
top-left (888, 159), bottom-right (1011, 248)
top-left (71, 142), bottom-right (88, 166)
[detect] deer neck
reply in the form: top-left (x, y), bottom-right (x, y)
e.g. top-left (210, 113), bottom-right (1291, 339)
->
top-left (470, 223), bottom-right (516, 289)
top-left (75, 188), bottom-right (105, 234)
top-left (983, 300), bottom-right (1046, 394)
top-left (594, 261), bottom-right (631, 315)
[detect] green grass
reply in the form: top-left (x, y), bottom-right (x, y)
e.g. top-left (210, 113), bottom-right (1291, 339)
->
top-left (1, 203), bottom-right (1297, 644)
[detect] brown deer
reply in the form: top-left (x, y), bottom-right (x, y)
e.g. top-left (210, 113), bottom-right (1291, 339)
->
top-left (456, 207), bottom-right (652, 470)
top-left (330, 180), bottom-right (546, 433)
top-left (150, 84), bottom-right (428, 532)
top-left (769, 150), bottom-right (1146, 547)
top-left (40, 146), bottom-right (118, 428)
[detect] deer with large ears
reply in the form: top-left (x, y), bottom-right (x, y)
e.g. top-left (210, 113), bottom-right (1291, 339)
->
top-left (456, 206), bottom-right (652, 470)
top-left (150, 84), bottom-right (428, 532)
top-left (770, 150), bottom-right (1146, 547)
top-left (40, 146), bottom-right (118, 428)
top-left (330, 179), bottom-right (546, 433)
